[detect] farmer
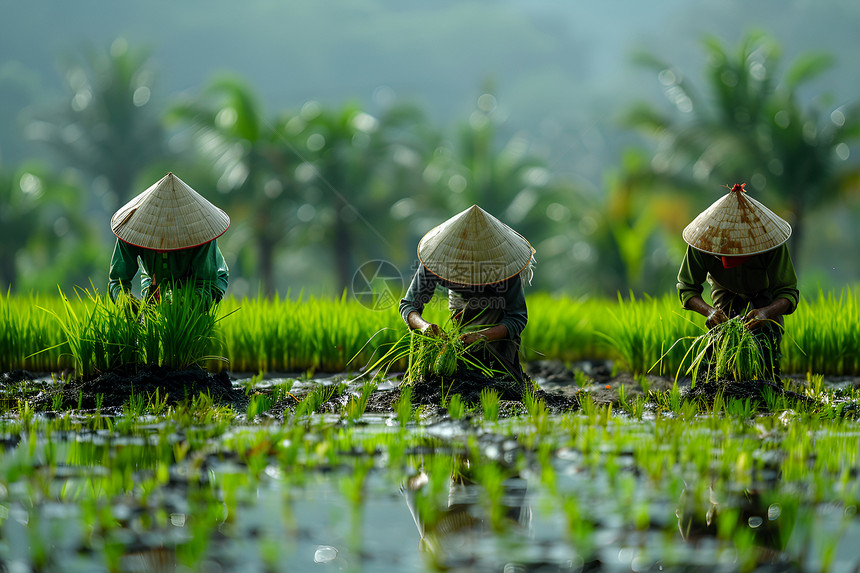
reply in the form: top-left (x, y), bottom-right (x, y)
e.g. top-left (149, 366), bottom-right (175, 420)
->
top-left (677, 183), bottom-right (799, 380)
top-left (399, 204), bottom-right (535, 381)
top-left (108, 172), bottom-right (230, 311)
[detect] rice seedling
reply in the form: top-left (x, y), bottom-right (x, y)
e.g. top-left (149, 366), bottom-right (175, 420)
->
top-left (447, 393), bottom-right (465, 420)
top-left (598, 292), bottom-right (700, 375)
top-left (624, 394), bottom-right (647, 420)
top-left (667, 317), bottom-right (771, 386)
top-left (141, 285), bottom-right (228, 370)
top-left (395, 386), bottom-right (413, 428)
top-left (2, 287), bottom-right (859, 376)
top-left (124, 392), bottom-right (147, 417)
top-left (480, 388), bottom-right (501, 422)
top-left (343, 380), bottom-right (376, 423)
top-left (35, 285), bottom-right (227, 379)
top-left (245, 392), bottom-right (275, 419)
top-left (651, 381), bottom-right (683, 414)
top-left (617, 383), bottom-right (628, 410)
top-left (360, 316), bottom-right (509, 390)
top-left (294, 383), bottom-right (340, 418)
top-left (574, 370), bottom-right (591, 389)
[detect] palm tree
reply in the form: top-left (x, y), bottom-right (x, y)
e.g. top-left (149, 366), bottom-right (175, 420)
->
top-left (0, 163), bottom-right (101, 291)
top-left (624, 31), bottom-right (860, 265)
top-left (167, 74), bottom-right (294, 296)
top-left (294, 100), bottom-right (431, 292)
top-left (422, 88), bottom-right (575, 291)
top-left (28, 39), bottom-right (166, 205)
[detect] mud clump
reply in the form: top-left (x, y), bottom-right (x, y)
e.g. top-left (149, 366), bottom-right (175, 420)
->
top-left (32, 364), bottom-right (244, 412)
top-left (366, 366), bottom-right (579, 417)
top-left (685, 378), bottom-right (818, 409)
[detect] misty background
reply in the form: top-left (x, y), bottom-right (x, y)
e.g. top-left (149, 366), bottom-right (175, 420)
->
top-left (2, 0), bottom-right (859, 300)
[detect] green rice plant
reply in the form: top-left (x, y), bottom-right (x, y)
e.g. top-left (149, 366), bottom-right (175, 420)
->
top-left (394, 386), bottom-right (413, 428)
top-left (523, 389), bottom-right (550, 436)
top-left (725, 397), bottom-right (756, 418)
top-left (628, 394), bottom-right (646, 420)
top-left (142, 285), bottom-right (227, 370)
top-left (651, 381), bottom-right (683, 414)
top-left (38, 287), bottom-right (106, 379)
top-left (480, 387), bottom-right (500, 422)
top-left (574, 370), bottom-right (591, 389)
top-left (295, 384), bottom-right (340, 418)
top-left (762, 384), bottom-right (788, 412)
top-left (358, 319), bottom-right (507, 389)
top-left (617, 383), bottom-right (628, 410)
top-left (786, 287), bottom-right (859, 375)
top-left (216, 292), bottom-right (404, 373)
top-left (806, 372), bottom-right (826, 398)
top-left (597, 292), bottom-right (699, 375)
top-left (0, 290), bottom-right (58, 371)
top-left (246, 392), bottom-right (275, 419)
top-left (5, 286), bottom-right (860, 376)
top-left (679, 317), bottom-right (769, 385)
top-left (521, 293), bottom-right (607, 362)
top-left (123, 392), bottom-right (147, 417)
top-left (37, 285), bottom-right (227, 378)
top-left (343, 381), bottom-right (376, 422)
top-left (51, 392), bottom-right (63, 412)
top-left (447, 394), bottom-right (464, 420)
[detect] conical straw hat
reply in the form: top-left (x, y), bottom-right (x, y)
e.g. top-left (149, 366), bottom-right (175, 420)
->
top-left (682, 183), bottom-right (791, 256)
top-left (111, 172), bottom-right (230, 250)
top-left (417, 205), bottom-right (534, 285)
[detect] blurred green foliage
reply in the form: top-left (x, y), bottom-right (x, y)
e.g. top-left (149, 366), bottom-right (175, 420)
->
top-left (1, 28), bottom-right (858, 299)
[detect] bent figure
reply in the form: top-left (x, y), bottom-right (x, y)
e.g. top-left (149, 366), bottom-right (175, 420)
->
top-left (676, 183), bottom-right (799, 380)
top-left (108, 172), bottom-right (230, 311)
top-left (399, 204), bottom-right (535, 381)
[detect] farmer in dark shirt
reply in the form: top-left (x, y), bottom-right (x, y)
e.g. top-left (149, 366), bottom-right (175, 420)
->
top-left (677, 183), bottom-right (799, 379)
top-left (400, 205), bottom-right (535, 380)
top-left (108, 172), bottom-right (230, 311)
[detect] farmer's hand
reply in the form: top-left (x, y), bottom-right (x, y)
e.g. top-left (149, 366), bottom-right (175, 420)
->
top-left (744, 308), bottom-right (771, 330)
top-left (743, 298), bottom-right (791, 330)
top-left (420, 322), bottom-right (442, 337)
top-left (460, 332), bottom-right (489, 347)
top-left (407, 311), bottom-right (441, 337)
top-left (705, 307), bottom-right (729, 329)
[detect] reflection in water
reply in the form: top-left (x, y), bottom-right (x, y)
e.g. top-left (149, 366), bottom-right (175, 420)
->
top-left (676, 478), bottom-right (797, 568)
top-left (402, 465), bottom-right (533, 570)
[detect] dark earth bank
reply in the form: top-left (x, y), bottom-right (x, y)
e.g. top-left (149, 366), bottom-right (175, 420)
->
top-left (3, 359), bottom-right (859, 418)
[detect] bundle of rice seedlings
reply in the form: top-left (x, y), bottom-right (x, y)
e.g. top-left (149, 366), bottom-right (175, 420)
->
top-left (40, 285), bottom-right (227, 379)
top-left (682, 317), bottom-right (771, 385)
top-left (358, 319), bottom-right (505, 386)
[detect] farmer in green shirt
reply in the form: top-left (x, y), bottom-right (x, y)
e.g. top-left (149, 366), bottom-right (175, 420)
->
top-left (677, 183), bottom-right (799, 379)
top-left (399, 205), bottom-right (535, 381)
top-left (108, 172), bottom-right (230, 311)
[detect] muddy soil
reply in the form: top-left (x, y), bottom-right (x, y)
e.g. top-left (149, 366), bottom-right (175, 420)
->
top-left (26, 364), bottom-right (246, 413)
top-left (528, 359), bottom-right (859, 413)
top-left (5, 359), bottom-right (859, 417)
top-left (364, 364), bottom-right (580, 418)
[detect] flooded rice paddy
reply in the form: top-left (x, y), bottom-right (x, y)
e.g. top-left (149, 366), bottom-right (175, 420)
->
top-left (1, 363), bottom-right (859, 572)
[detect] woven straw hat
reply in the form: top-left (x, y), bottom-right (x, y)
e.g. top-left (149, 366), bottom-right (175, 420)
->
top-left (111, 172), bottom-right (230, 250)
top-left (417, 205), bottom-right (534, 285)
top-left (682, 183), bottom-right (791, 256)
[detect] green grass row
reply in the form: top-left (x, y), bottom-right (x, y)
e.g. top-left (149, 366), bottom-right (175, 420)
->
top-left (0, 287), bottom-right (857, 376)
